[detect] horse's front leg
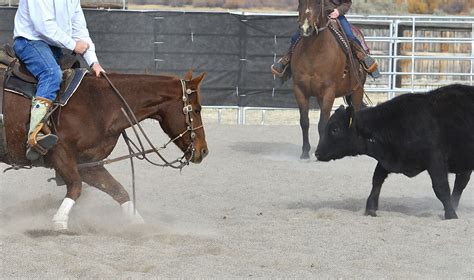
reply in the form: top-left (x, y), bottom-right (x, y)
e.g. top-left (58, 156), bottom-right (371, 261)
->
top-left (294, 85), bottom-right (311, 159)
top-left (48, 146), bottom-right (83, 231)
top-left (80, 166), bottom-right (145, 225)
top-left (351, 84), bottom-right (365, 111)
top-left (316, 90), bottom-right (335, 139)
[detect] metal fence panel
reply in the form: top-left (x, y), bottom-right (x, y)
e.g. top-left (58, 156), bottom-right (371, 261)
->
top-left (1, 7), bottom-right (473, 109)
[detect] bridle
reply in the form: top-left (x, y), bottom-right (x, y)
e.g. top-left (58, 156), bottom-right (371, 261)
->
top-left (300, 0), bottom-right (330, 36)
top-left (78, 73), bottom-right (203, 171)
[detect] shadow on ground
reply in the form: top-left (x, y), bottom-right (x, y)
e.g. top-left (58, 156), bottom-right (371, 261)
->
top-left (287, 197), bottom-right (474, 218)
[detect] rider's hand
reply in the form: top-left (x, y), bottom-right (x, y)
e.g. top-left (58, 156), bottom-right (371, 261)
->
top-left (74, 40), bottom-right (89, 55)
top-left (329, 9), bottom-right (340, 19)
top-left (91, 63), bottom-right (105, 77)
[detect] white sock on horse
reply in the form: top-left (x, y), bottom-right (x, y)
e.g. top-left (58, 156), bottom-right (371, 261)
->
top-left (121, 201), bottom-right (145, 224)
top-left (52, 197), bottom-right (75, 231)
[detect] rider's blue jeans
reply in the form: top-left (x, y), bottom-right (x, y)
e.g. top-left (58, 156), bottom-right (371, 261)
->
top-left (338, 15), bottom-right (358, 43)
top-left (13, 37), bottom-right (63, 102)
top-left (291, 15), bottom-right (361, 46)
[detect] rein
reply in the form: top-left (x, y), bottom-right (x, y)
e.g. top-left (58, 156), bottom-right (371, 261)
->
top-left (78, 72), bottom-right (201, 170)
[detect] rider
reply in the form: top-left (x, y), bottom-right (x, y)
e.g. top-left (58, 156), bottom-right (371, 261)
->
top-left (13, 0), bottom-right (104, 161)
top-left (271, 0), bottom-right (380, 81)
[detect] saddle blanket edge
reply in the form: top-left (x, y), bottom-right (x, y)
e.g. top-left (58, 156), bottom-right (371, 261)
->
top-left (4, 68), bottom-right (89, 107)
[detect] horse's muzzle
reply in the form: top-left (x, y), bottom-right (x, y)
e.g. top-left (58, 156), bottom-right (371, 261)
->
top-left (300, 18), bottom-right (318, 38)
top-left (301, 26), bottom-right (314, 37)
top-left (191, 147), bottom-right (209, 164)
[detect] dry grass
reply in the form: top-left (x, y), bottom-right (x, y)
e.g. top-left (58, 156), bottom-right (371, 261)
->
top-left (127, 4), bottom-right (293, 13)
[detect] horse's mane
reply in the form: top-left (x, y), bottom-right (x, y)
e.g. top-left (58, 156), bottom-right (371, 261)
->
top-left (102, 72), bottom-right (180, 81)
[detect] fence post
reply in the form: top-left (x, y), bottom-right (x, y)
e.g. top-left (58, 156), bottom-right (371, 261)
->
top-left (471, 22), bottom-right (474, 85)
top-left (237, 14), bottom-right (248, 117)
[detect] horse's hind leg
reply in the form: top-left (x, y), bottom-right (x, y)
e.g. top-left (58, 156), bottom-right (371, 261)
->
top-left (80, 166), bottom-right (145, 224)
top-left (49, 146), bottom-right (83, 231)
top-left (452, 171), bottom-right (472, 210)
top-left (294, 86), bottom-right (311, 159)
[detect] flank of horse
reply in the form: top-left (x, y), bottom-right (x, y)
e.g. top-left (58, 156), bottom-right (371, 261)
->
top-left (293, 0), bottom-right (366, 159)
top-left (0, 70), bottom-right (209, 231)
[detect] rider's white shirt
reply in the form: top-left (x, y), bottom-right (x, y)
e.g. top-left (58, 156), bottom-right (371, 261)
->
top-left (13, 0), bottom-right (98, 66)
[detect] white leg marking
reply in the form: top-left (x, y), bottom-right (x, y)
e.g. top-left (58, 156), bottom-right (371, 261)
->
top-left (52, 198), bottom-right (75, 231)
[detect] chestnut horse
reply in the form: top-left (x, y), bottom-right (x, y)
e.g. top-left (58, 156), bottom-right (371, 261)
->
top-left (0, 70), bottom-right (208, 231)
top-left (293, 0), bottom-right (366, 159)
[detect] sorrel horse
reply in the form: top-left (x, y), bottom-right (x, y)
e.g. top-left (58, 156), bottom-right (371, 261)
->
top-left (0, 69), bottom-right (208, 231)
top-left (292, 0), bottom-right (366, 159)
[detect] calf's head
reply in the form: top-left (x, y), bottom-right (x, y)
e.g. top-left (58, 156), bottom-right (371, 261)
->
top-left (315, 106), bottom-right (359, 161)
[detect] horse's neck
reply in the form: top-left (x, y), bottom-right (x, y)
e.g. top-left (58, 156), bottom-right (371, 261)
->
top-left (102, 74), bottom-right (179, 132)
top-left (306, 30), bottom-right (335, 51)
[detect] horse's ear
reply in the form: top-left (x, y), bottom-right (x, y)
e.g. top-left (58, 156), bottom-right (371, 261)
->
top-left (192, 72), bottom-right (207, 85)
top-left (185, 69), bottom-right (194, 81)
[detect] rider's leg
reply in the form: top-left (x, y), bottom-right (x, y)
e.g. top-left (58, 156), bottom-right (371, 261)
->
top-left (13, 38), bottom-right (61, 160)
top-left (271, 30), bottom-right (301, 77)
top-left (338, 16), bottom-right (380, 78)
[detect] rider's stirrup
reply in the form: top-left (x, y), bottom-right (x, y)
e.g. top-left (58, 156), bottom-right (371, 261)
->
top-left (363, 56), bottom-right (380, 78)
top-left (26, 133), bottom-right (59, 161)
top-left (271, 55), bottom-right (290, 77)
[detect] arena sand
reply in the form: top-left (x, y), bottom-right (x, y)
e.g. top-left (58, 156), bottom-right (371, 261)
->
top-left (1, 122), bottom-right (473, 278)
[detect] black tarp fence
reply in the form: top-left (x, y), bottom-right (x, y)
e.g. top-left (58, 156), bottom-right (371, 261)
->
top-left (0, 8), bottom-right (301, 108)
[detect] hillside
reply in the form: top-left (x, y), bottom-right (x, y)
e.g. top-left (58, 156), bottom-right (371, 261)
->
top-left (1, 0), bottom-right (473, 15)
top-left (124, 0), bottom-right (473, 15)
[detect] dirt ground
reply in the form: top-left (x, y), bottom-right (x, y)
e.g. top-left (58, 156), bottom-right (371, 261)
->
top-left (1, 121), bottom-right (473, 278)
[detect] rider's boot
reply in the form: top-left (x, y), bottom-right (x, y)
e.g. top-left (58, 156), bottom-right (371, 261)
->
top-left (26, 97), bottom-right (58, 161)
top-left (271, 53), bottom-right (291, 78)
top-left (350, 40), bottom-right (381, 79)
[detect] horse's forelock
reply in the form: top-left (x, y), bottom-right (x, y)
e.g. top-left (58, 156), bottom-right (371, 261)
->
top-left (298, 0), bottom-right (322, 24)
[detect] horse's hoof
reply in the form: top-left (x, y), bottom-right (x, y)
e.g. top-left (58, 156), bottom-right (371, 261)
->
top-left (52, 220), bottom-right (68, 232)
top-left (121, 201), bottom-right (145, 225)
top-left (130, 214), bottom-right (145, 225)
top-left (365, 209), bottom-right (377, 217)
top-left (26, 147), bottom-right (41, 161)
top-left (300, 153), bottom-right (310, 160)
top-left (445, 211), bottom-right (458, 220)
top-left (52, 213), bottom-right (69, 231)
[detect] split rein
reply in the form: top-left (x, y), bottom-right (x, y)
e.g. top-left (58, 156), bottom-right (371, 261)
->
top-left (77, 72), bottom-right (201, 171)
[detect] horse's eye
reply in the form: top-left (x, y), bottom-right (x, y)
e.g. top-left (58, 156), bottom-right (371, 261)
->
top-left (330, 127), bottom-right (340, 135)
top-left (194, 106), bottom-right (202, 114)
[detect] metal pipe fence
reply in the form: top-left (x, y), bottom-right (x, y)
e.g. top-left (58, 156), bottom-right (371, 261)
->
top-left (0, 5), bottom-right (472, 124)
top-left (207, 14), bottom-right (474, 124)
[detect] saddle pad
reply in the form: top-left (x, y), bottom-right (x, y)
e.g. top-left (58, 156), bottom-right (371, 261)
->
top-left (351, 26), bottom-right (370, 54)
top-left (59, 68), bottom-right (89, 106)
top-left (4, 68), bottom-right (89, 107)
top-left (328, 20), bottom-right (371, 55)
